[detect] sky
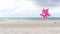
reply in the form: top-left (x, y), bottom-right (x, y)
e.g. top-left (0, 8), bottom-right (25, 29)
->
top-left (0, 0), bottom-right (60, 17)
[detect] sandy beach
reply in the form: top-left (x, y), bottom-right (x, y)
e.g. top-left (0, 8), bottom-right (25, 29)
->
top-left (0, 23), bottom-right (60, 27)
top-left (0, 23), bottom-right (60, 34)
top-left (0, 20), bottom-right (60, 34)
top-left (0, 21), bottom-right (59, 34)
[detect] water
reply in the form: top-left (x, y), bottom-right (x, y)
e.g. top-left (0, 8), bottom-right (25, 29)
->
top-left (0, 17), bottom-right (60, 24)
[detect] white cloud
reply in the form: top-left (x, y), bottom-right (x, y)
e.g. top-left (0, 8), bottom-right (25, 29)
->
top-left (48, 7), bottom-right (60, 17)
top-left (0, 0), bottom-right (40, 17)
top-left (0, 0), bottom-right (60, 17)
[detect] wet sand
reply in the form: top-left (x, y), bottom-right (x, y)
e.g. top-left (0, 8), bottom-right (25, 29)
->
top-left (0, 23), bottom-right (60, 27)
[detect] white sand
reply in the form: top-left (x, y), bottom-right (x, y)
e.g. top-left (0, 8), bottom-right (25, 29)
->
top-left (0, 20), bottom-right (59, 34)
top-left (0, 27), bottom-right (60, 34)
top-left (0, 23), bottom-right (59, 34)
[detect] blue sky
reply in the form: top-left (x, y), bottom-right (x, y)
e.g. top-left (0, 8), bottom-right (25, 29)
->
top-left (0, 0), bottom-right (60, 17)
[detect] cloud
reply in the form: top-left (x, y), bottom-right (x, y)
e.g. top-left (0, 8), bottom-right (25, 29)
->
top-left (0, 0), bottom-right (60, 17)
top-left (0, 0), bottom-right (40, 17)
top-left (33, 0), bottom-right (60, 7)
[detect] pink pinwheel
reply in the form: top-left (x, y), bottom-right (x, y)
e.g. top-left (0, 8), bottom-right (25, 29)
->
top-left (40, 8), bottom-right (51, 19)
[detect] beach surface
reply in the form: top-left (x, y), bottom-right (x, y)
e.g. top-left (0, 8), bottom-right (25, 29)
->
top-left (0, 22), bottom-right (59, 34)
top-left (0, 23), bottom-right (60, 27)
top-left (0, 24), bottom-right (60, 34)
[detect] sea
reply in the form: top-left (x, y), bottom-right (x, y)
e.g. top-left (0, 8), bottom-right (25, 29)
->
top-left (0, 17), bottom-right (60, 24)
